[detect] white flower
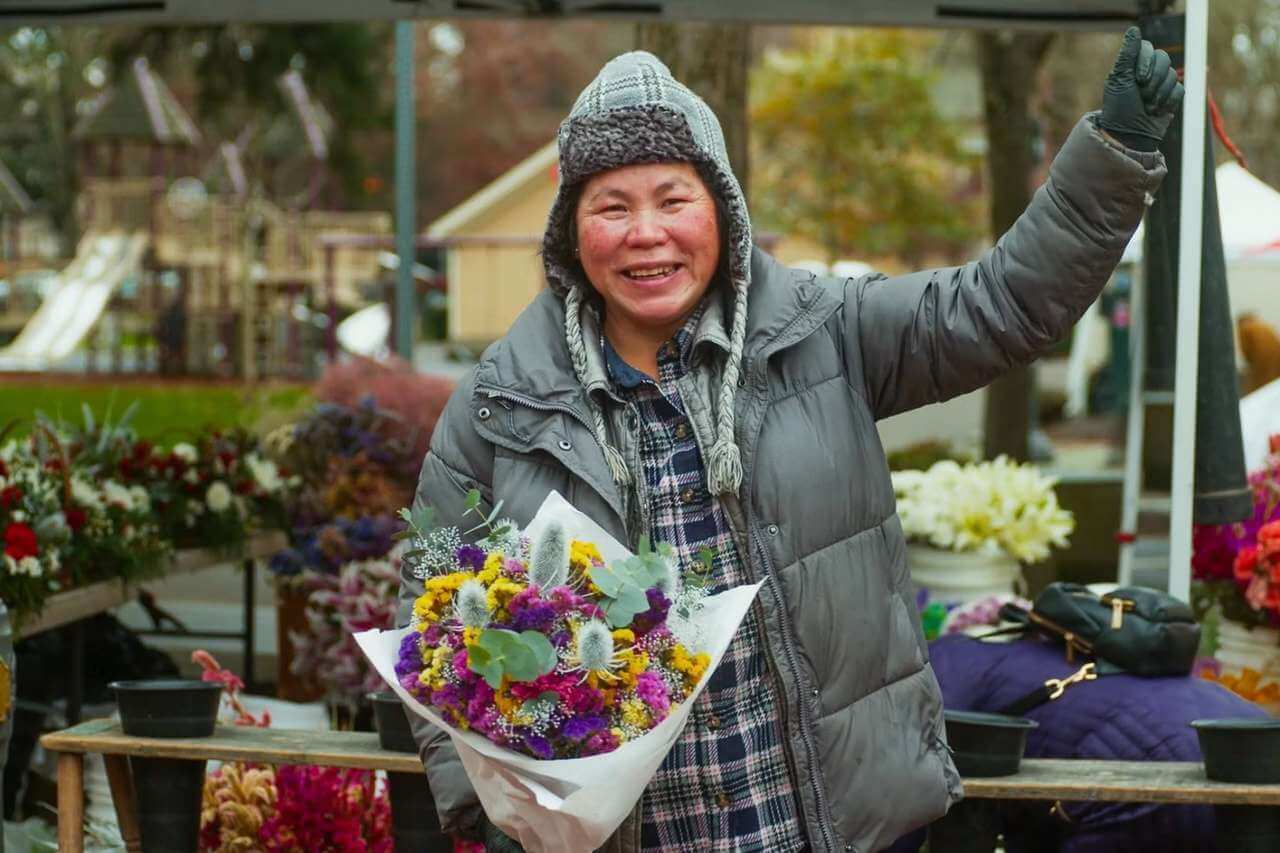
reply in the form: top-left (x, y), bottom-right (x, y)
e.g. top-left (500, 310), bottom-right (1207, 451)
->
top-left (893, 456), bottom-right (1074, 563)
top-left (206, 481), bottom-right (233, 513)
top-left (102, 480), bottom-right (134, 511)
top-left (172, 443), bottom-right (198, 463)
top-left (129, 485), bottom-right (151, 512)
top-left (70, 477), bottom-right (104, 511)
top-left (245, 453), bottom-right (283, 493)
top-left (15, 556), bottom-right (42, 577)
top-left (10, 510), bottom-right (25, 523)
top-left (184, 468), bottom-right (201, 485)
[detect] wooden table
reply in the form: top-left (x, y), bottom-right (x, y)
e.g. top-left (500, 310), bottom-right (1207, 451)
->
top-left (42, 718), bottom-right (423, 853)
top-left (41, 718), bottom-right (1280, 852)
top-left (18, 530), bottom-right (287, 719)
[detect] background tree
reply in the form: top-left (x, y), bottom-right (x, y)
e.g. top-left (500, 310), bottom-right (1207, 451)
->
top-left (0, 27), bottom-right (110, 250)
top-left (976, 29), bottom-right (1056, 462)
top-left (750, 30), bottom-right (981, 267)
top-left (1208, 0), bottom-right (1280, 183)
top-left (107, 24), bottom-right (391, 207)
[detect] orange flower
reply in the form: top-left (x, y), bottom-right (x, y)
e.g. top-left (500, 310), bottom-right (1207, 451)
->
top-left (1202, 667), bottom-right (1280, 705)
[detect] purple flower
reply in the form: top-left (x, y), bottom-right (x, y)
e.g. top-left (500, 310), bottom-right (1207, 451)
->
top-left (562, 714), bottom-right (607, 741)
top-left (524, 734), bottom-right (554, 759)
top-left (456, 545), bottom-right (487, 572)
top-left (631, 588), bottom-right (671, 635)
top-left (394, 632), bottom-right (422, 678)
top-left (634, 671), bottom-right (670, 720)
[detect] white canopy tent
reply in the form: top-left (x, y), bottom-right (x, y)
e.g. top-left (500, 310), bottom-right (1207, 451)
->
top-left (17, 0), bottom-right (1216, 599)
top-left (1123, 162), bottom-right (1280, 264)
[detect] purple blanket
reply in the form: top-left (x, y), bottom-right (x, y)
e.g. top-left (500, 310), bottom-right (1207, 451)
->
top-left (912, 634), bottom-right (1269, 852)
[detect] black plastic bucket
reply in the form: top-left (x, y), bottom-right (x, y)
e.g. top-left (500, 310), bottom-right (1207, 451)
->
top-left (111, 679), bottom-right (222, 738)
top-left (1214, 804), bottom-right (1280, 853)
top-left (112, 679), bottom-right (222, 852)
top-left (944, 709), bottom-right (1038, 777)
top-left (1191, 718), bottom-right (1280, 783)
top-left (369, 691), bottom-right (452, 852)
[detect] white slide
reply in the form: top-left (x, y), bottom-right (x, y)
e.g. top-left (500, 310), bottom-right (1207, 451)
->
top-left (0, 231), bottom-right (148, 370)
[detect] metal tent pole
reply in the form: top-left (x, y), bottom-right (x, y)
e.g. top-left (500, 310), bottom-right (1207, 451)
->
top-left (394, 21), bottom-right (417, 362)
top-left (1168, 0), bottom-right (1209, 602)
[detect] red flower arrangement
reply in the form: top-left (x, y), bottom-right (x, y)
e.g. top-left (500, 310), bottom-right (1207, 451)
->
top-left (1192, 437), bottom-right (1280, 625)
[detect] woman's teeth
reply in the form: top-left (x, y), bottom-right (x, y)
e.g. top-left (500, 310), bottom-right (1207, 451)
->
top-left (626, 266), bottom-right (676, 280)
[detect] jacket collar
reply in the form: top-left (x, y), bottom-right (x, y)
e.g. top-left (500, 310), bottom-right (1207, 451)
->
top-left (474, 247), bottom-right (841, 407)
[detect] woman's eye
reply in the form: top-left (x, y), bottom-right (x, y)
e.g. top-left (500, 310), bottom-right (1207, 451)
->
top-left (662, 198), bottom-right (688, 208)
top-left (600, 205), bottom-right (627, 216)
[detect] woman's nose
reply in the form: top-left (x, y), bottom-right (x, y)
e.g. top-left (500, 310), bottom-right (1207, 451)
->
top-left (624, 210), bottom-right (666, 247)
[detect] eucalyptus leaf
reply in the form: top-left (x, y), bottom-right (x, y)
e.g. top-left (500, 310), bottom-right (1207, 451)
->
top-left (467, 629), bottom-right (557, 688)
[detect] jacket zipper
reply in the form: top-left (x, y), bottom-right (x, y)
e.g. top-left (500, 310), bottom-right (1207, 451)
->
top-left (748, 515), bottom-right (841, 853)
top-left (476, 383), bottom-right (591, 429)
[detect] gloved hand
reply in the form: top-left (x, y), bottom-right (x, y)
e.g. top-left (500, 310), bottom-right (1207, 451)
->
top-left (1099, 26), bottom-right (1185, 152)
top-left (480, 814), bottom-right (525, 853)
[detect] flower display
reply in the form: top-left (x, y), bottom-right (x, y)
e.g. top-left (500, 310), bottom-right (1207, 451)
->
top-left (891, 456), bottom-right (1074, 563)
top-left (287, 551), bottom-right (402, 704)
top-left (392, 491), bottom-right (711, 761)
top-left (1192, 443), bottom-right (1280, 626)
top-left (194, 651), bottom-right (394, 853)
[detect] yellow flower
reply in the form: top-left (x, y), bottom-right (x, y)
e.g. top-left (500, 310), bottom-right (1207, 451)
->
top-left (414, 571), bottom-right (476, 624)
top-left (479, 552), bottom-right (505, 583)
top-left (570, 540), bottom-right (603, 573)
top-left (486, 577), bottom-right (526, 617)
top-left (611, 628), bottom-right (636, 646)
top-left (669, 644), bottom-right (710, 688)
top-left (620, 698), bottom-right (650, 729)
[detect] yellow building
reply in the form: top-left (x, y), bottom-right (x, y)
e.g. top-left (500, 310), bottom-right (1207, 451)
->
top-left (427, 142), bottom-right (558, 346)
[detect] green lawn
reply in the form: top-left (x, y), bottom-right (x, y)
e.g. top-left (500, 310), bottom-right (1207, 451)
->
top-left (0, 380), bottom-right (313, 441)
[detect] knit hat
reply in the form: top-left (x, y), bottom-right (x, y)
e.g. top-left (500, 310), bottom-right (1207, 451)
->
top-left (541, 51), bottom-right (752, 496)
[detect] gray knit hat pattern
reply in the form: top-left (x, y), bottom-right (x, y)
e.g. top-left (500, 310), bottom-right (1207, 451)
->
top-left (541, 51), bottom-right (752, 497)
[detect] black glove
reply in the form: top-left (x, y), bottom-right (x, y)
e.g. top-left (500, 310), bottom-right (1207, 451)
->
top-left (1098, 26), bottom-right (1185, 152)
top-left (480, 814), bottom-right (525, 853)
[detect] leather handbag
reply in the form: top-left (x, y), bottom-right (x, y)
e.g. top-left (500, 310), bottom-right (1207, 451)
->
top-left (1001, 582), bottom-right (1201, 676)
top-left (994, 582), bottom-right (1202, 715)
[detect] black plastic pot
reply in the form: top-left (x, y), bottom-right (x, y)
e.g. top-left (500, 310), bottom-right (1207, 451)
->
top-left (111, 679), bottom-right (222, 738)
top-left (1191, 718), bottom-right (1280, 784)
top-left (370, 691), bottom-right (452, 853)
top-left (1214, 804), bottom-right (1280, 853)
top-left (112, 679), bottom-right (222, 853)
top-left (944, 710), bottom-right (1038, 777)
top-left (927, 799), bottom-right (1000, 853)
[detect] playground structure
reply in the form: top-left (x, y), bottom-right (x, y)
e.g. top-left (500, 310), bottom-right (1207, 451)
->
top-left (0, 57), bottom-right (391, 378)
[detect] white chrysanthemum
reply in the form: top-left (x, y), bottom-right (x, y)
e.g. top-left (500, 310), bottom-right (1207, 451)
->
top-left (453, 579), bottom-right (492, 628)
top-left (70, 476), bottom-right (103, 511)
top-left (206, 481), bottom-right (233, 513)
top-left (129, 485), bottom-right (150, 512)
top-left (102, 480), bottom-right (134, 511)
top-left (246, 453), bottom-right (283, 493)
top-left (172, 442), bottom-right (198, 463)
top-left (184, 468), bottom-right (201, 485)
top-left (15, 556), bottom-right (42, 577)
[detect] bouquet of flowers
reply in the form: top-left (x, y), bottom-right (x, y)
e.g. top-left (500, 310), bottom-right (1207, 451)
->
top-left (1192, 438), bottom-right (1280, 626)
top-left (891, 456), bottom-right (1074, 563)
top-left (354, 491), bottom-right (760, 853)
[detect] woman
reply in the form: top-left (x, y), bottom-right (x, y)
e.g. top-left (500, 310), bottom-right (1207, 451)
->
top-left (400, 28), bottom-right (1180, 853)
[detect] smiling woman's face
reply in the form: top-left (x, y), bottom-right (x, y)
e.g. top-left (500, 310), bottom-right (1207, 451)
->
top-left (574, 161), bottom-right (720, 349)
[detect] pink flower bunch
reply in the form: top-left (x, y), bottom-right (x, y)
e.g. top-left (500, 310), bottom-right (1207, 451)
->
top-left (289, 553), bottom-right (402, 704)
top-left (259, 766), bottom-right (392, 852)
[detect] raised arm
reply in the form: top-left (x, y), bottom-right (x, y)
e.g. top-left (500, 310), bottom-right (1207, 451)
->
top-left (848, 28), bottom-right (1179, 420)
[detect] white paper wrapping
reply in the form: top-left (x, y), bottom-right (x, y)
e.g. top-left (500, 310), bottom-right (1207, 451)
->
top-left (354, 490), bottom-right (762, 853)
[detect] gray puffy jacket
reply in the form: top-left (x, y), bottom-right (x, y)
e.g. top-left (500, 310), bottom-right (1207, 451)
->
top-left (399, 113), bottom-right (1165, 852)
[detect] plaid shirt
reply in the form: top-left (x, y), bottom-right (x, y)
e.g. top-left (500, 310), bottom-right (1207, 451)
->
top-left (603, 313), bottom-right (807, 853)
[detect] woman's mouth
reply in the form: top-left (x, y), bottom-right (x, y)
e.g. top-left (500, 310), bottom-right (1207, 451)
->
top-left (622, 264), bottom-right (682, 285)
